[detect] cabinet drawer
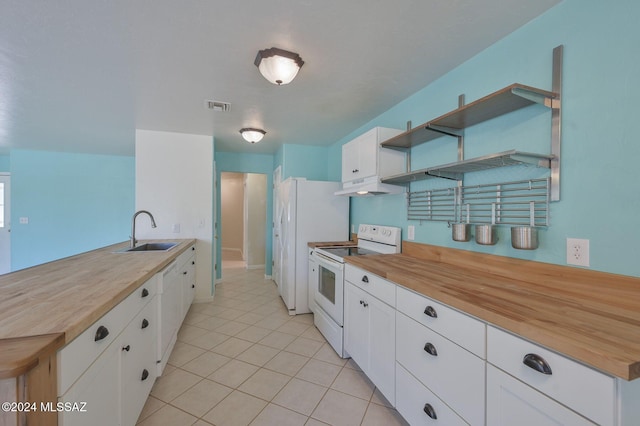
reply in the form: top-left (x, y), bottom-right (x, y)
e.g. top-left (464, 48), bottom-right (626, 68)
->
top-left (487, 326), bottom-right (615, 426)
top-left (345, 265), bottom-right (395, 307)
top-left (176, 244), bottom-right (196, 268)
top-left (396, 285), bottom-right (485, 358)
top-left (396, 312), bottom-right (485, 425)
top-left (396, 363), bottom-right (468, 426)
top-left (487, 364), bottom-right (595, 426)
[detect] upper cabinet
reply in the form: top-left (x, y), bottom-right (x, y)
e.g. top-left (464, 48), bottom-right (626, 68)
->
top-left (336, 127), bottom-right (405, 196)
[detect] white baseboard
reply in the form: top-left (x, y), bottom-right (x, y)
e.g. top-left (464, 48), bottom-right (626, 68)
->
top-left (246, 264), bottom-right (265, 270)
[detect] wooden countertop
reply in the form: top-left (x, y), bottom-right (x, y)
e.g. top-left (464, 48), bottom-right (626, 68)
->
top-left (0, 239), bottom-right (195, 379)
top-left (345, 241), bottom-right (640, 381)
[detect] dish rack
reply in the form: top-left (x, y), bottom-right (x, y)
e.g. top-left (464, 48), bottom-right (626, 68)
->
top-left (407, 177), bottom-right (550, 227)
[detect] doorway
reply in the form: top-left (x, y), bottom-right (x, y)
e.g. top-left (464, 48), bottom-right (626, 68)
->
top-left (0, 173), bottom-right (10, 275)
top-left (220, 172), bottom-right (267, 276)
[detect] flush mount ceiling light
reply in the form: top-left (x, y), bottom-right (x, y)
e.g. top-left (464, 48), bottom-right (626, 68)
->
top-left (240, 128), bottom-right (266, 143)
top-left (254, 47), bottom-right (304, 85)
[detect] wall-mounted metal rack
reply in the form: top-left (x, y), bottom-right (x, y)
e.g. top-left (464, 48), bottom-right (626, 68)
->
top-left (381, 45), bottom-right (563, 202)
top-left (408, 178), bottom-right (550, 227)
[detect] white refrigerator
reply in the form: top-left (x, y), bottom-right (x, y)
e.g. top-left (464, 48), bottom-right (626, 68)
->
top-left (274, 178), bottom-right (349, 315)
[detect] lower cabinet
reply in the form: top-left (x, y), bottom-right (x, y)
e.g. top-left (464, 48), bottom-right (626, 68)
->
top-left (487, 364), bottom-right (595, 426)
top-left (396, 363), bottom-right (468, 426)
top-left (344, 281), bottom-right (396, 405)
top-left (58, 340), bottom-right (120, 426)
top-left (58, 245), bottom-right (196, 426)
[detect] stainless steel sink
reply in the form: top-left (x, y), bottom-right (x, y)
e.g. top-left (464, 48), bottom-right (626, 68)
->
top-left (118, 242), bottom-right (179, 252)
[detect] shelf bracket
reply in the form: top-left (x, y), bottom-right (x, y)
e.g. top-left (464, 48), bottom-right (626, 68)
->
top-left (550, 45), bottom-right (563, 201)
top-left (426, 124), bottom-right (463, 138)
top-left (511, 87), bottom-right (555, 108)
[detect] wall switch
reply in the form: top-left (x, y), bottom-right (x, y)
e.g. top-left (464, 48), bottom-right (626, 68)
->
top-left (172, 223), bottom-right (181, 233)
top-left (19, 217), bottom-right (29, 224)
top-left (407, 225), bottom-right (415, 240)
top-left (567, 238), bottom-right (590, 267)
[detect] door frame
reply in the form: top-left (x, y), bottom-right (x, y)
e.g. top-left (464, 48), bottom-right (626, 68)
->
top-left (0, 173), bottom-right (11, 274)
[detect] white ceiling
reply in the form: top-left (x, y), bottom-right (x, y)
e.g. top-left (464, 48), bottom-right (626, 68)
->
top-left (0, 0), bottom-right (560, 156)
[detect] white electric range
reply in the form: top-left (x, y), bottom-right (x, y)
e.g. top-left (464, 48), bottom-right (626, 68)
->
top-left (311, 224), bottom-right (401, 357)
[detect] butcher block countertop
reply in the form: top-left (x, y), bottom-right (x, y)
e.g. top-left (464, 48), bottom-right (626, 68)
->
top-left (345, 241), bottom-right (640, 381)
top-left (0, 239), bottom-right (195, 379)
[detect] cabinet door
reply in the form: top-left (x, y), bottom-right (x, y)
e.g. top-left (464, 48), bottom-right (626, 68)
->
top-left (368, 296), bottom-right (395, 405)
top-left (487, 365), bottom-right (595, 426)
top-left (308, 255), bottom-right (317, 313)
top-left (121, 301), bottom-right (157, 426)
top-left (58, 341), bottom-right (120, 426)
top-left (357, 133), bottom-right (378, 179)
top-left (341, 139), bottom-right (360, 183)
top-left (344, 282), bottom-right (369, 371)
top-left (181, 255), bottom-right (196, 319)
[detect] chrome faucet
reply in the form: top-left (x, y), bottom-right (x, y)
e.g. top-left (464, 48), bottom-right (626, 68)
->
top-left (131, 210), bottom-right (157, 248)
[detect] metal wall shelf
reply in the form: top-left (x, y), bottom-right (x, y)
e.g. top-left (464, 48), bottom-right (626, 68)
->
top-left (381, 84), bottom-right (558, 150)
top-left (379, 45), bottom-right (563, 202)
top-left (383, 150), bottom-right (554, 184)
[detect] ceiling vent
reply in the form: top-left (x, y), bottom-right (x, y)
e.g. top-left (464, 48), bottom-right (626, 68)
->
top-left (204, 100), bottom-right (231, 112)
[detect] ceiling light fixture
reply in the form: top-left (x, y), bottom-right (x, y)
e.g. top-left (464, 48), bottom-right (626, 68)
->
top-left (254, 47), bottom-right (304, 85)
top-left (239, 128), bottom-right (266, 143)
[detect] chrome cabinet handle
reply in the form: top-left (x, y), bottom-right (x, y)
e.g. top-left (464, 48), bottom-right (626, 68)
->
top-left (424, 305), bottom-right (437, 318)
top-left (423, 403), bottom-right (437, 419)
top-left (523, 353), bottom-right (552, 375)
top-left (423, 342), bottom-right (438, 356)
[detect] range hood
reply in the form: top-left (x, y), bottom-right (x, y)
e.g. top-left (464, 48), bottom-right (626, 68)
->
top-left (334, 176), bottom-right (406, 197)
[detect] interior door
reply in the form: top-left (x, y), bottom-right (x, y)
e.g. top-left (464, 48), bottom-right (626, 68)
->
top-left (0, 173), bottom-right (10, 274)
top-left (272, 166), bottom-right (282, 285)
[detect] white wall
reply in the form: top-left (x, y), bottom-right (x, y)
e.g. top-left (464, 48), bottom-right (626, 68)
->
top-left (135, 129), bottom-right (214, 301)
top-left (244, 173), bottom-right (267, 269)
top-left (221, 172), bottom-right (244, 253)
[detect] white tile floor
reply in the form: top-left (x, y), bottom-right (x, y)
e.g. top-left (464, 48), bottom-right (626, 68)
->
top-left (137, 264), bottom-right (408, 426)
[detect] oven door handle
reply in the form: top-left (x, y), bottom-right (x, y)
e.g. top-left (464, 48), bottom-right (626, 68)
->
top-left (314, 251), bottom-right (344, 268)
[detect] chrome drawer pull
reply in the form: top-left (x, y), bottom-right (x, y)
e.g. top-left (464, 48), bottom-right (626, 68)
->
top-left (94, 325), bottom-right (109, 342)
top-left (523, 353), bottom-right (553, 375)
top-left (423, 342), bottom-right (438, 356)
top-left (423, 305), bottom-right (438, 318)
top-left (423, 403), bottom-right (437, 419)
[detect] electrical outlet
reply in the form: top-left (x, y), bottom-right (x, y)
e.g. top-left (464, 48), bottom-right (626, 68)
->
top-left (407, 225), bottom-right (415, 241)
top-left (567, 238), bottom-right (590, 267)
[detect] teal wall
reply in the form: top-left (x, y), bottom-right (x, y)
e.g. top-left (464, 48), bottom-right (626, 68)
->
top-left (10, 150), bottom-right (135, 270)
top-left (279, 144), bottom-right (330, 181)
top-left (0, 155), bottom-right (9, 172)
top-left (214, 150), bottom-right (275, 279)
top-left (328, 0), bottom-right (640, 277)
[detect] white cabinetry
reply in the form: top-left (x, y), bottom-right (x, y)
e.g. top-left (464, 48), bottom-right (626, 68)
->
top-left (178, 245), bottom-right (197, 322)
top-left (395, 286), bottom-right (486, 425)
top-left (487, 326), bottom-right (615, 426)
top-left (339, 127), bottom-right (404, 192)
top-left (308, 248), bottom-right (317, 313)
top-left (344, 265), bottom-right (396, 405)
top-left (487, 364), bottom-right (595, 426)
top-left (58, 276), bottom-right (158, 426)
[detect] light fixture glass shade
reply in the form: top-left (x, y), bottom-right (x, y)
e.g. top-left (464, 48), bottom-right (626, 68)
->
top-left (254, 47), bottom-right (304, 85)
top-left (240, 128), bottom-right (266, 143)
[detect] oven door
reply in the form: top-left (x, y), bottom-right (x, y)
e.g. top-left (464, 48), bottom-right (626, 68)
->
top-left (313, 251), bottom-right (344, 326)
